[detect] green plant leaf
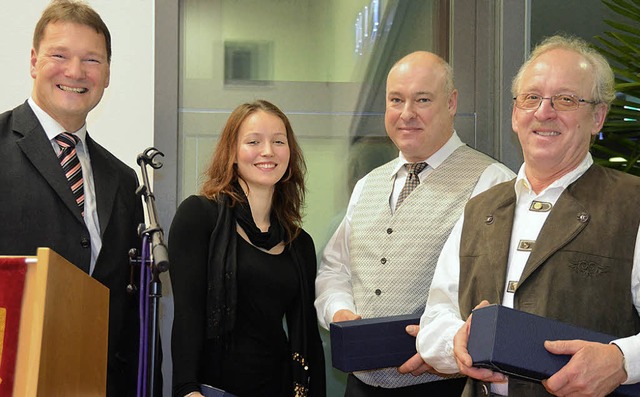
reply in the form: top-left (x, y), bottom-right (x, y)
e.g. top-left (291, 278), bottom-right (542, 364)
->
top-left (592, 0), bottom-right (640, 175)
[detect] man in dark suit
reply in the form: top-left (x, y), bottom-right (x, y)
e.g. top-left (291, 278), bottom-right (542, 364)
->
top-left (0, 1), bottom-right (144, 395)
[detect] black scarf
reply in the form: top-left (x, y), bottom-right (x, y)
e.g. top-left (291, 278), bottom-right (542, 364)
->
top-left (204, 193), bottom-right (319, 396)
top-left (233, 185), bottom-right (285, 250)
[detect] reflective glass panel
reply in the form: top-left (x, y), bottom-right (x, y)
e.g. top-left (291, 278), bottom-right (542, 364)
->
top-left (179, 1), bottom-right (448, 391)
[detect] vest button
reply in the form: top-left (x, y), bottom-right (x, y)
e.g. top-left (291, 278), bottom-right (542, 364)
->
top-left (374, 289), bottom-right (382, 296)
top-left (577, 212), bottom-right (589, 223)
top-left (481, 383), bottom-right (490, 395)
top-left (80, 237), bottom-right (90, 248)
top-left (485, 215), bottom-right (494, 225)
top-left (380, 257), bottom-right (387, 264)
top-left (386, 228), bottom-right (393, 234)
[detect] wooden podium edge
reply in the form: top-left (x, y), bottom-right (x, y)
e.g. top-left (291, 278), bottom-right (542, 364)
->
top-left (12, 252), bottom-right (40, 397)
top-left (13, 248), bottom-right (110, 397)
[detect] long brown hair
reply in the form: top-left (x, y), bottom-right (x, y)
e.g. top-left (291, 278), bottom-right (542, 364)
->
top-left (201, 100), bottom-right (306, 242)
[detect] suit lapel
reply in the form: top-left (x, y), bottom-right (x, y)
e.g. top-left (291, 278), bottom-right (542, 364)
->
top-left (86, 135), bottom-right (119, 237)
top-left (13, 103), bottom-right (84, 224)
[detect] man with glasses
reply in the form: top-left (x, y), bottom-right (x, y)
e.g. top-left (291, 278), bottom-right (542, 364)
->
top-left (413, 34), bottom-right (640, 396)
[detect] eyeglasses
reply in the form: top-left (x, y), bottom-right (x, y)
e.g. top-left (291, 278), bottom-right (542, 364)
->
top-left (513, 93), bottom-right (599, 111)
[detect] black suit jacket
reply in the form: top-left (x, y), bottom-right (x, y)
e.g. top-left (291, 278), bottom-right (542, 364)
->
top-left (0, 101), bottom-right (144, 396)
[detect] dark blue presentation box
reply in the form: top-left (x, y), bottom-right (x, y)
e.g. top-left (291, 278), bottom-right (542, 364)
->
top-left (467, 304), bottom-right (640, 397)
top-left (330, 313), bottom-right (421, 372)
top-left (200, 384), bottom-right (236, 397)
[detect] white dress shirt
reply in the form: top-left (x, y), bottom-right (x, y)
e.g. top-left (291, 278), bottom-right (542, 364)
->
top-left (28, 98), bottom-right (102, 275)
top-left (314, 131), bottom-right (516, 329)
top-left (417, 153), bottom-right (640, 392)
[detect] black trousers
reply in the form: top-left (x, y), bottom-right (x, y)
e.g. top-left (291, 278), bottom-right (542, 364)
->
top-left (345, 374), bottom-right (466, 397)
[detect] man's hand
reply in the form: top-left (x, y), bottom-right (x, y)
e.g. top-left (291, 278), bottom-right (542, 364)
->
top-left (454, 301), bottom-right (506, 383)
top-left (542, 340), bottom-right (626, 396)
top-left (397, 324), bottom-right (450, 376)
top-left (332, 309), bottom-right (361, 323)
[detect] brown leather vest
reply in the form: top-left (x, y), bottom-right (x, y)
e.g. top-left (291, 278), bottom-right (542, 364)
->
top-left (458, 164), bottom-right (640, 396)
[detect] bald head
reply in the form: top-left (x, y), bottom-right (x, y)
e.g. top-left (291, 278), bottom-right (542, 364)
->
top-left (384, 51), bottom-right (458, 162)
top-left (388, 51), bottom-right (454, 95)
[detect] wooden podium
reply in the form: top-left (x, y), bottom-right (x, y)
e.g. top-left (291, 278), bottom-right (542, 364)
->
top-left (12, 248), bottom-right (109, 396)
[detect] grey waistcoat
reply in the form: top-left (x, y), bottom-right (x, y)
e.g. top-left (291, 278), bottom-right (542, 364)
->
top-left (349, 145), bottom-right (497, 388)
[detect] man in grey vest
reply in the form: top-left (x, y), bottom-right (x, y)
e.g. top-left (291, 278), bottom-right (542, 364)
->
top-left (417, 34), bottom-right (640, 397)
top-left (314, 51), bottom-right (515, 396)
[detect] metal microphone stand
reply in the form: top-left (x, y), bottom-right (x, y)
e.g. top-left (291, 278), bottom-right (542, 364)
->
top-left (134, 147), bottom-right (169, 397)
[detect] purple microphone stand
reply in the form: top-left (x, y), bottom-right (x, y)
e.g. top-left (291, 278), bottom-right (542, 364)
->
top-left (132, 147), bottom-right (169, 397)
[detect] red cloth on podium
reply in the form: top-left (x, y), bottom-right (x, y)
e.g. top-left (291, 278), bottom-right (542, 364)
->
top-left (0, 257), bottom-right (28, 395)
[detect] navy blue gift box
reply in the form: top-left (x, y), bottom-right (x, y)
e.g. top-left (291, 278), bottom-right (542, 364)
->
top-left (468, 304), bottom-right (640, 397)
top-left (200, 384), bottom-right (236, 397)
top-left (330, 313), bottom-right (421, 372)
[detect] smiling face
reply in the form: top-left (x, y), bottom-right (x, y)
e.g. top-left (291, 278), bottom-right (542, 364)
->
top-left (384, 52), bottom-right (457, 162)
top-left (235, 110), bottom-right (291, 193)
top-left (512, 48), bottom-right (607, 185)
top-left (30, 21), bottom-right (110, 132)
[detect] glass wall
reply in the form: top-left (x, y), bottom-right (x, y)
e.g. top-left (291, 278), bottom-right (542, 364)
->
top-left (179, 0), bottom-right (448, 251)
top-left (178, 0), bottom-right (449, 393)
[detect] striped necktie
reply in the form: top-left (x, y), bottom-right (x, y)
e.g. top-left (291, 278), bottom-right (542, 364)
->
top-left (395, 162), bottom-right (427, 210)
top-left (55, 133), bottom-right (85, 216)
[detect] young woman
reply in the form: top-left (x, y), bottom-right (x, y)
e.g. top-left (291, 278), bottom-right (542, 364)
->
top-left (169, 100), bottom-right (326, 397)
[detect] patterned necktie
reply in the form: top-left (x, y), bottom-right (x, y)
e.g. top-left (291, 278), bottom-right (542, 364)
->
top-left (55, 133), bottom-right (85, 216)
top-left (395, 162), bottom-right (427, 210)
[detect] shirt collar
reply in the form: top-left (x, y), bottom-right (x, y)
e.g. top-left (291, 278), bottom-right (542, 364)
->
top-left (28, 97), bottom-right (88, 144)
top-left (514, 153), bottom-right (593, 199)
top-left (388, 130), bottom-right (464, 178)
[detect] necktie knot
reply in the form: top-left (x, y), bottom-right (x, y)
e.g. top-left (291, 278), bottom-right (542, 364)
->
top-left (396, 162), bottom-right (427, 210)
top-left (55, 132), bottom-right (80, 149)
top-left (405, 162), bottom-right (427, 179)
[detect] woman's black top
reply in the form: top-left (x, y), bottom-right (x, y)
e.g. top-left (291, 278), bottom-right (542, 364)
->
top-left (169, 195), bottom-right (326, 397)
top-left (213, 236), bottom-right (297, 395)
